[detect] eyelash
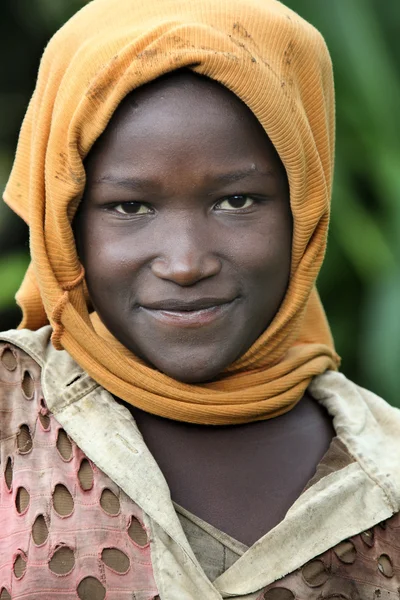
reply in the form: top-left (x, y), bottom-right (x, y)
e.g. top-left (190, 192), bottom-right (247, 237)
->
top-left (107, 195), bottom-right (265, 216)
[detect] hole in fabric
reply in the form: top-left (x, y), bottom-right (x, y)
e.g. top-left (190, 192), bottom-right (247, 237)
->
top-left (21, 371), bottom-right (34, 399)
top-left (263, 589), bottom-right (295, 599)
top-left (361, 529), bottom-right (374, 547)
top-left (78, 459), bottom-right (93, 491)
top-left (378, 554), bottom-right (394, 578)
top-left (49, 546), bottom-right (75, 574)
top-left (5, 457), bottom-right (13, 490)
top-left (333, 540), bottom-right (357, 564)
top-left (39, 412), bottom-right (51, 429)
top-left (128, 516), bottom-right (148, 546)
top-left (13, 554), bottom-right (27, 578)
top-left (77, 576), bottom-right (106, 600)
top-left (16, 487), bottom-right (30, 513)
top-left (56, 429), bottom-right (73, 461)
top-left (32, 515), bottom-right (49, 545)
top-left (319, 596), bottom-right (349, 599)
top-left (1, 347), bottom-right (17, 370)
top-left (100, 489), bottom-right (120, 515)
top-left (302, 559), bottom-right (330, 587)
top-left (17, 425), bottom-right (33, 454)
top-left (101, 548), bottom-right (130, 573)
top-left (0, 588), bottom-right (11, 599)
top-left (53, 484), bottom-right (74, 517)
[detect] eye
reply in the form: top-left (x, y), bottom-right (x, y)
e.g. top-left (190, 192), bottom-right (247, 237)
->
top-left (113, 202), bottom-right (153, 215)
top-left (214, 195), bottom-right (255, 211)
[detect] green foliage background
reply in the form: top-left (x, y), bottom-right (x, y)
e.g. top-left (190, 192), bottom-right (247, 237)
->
top-left (0, 0), bottom-right (399, 403)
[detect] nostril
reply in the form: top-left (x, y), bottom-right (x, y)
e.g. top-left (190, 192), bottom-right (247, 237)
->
top-left (151, 254), bottom-right (221, 286)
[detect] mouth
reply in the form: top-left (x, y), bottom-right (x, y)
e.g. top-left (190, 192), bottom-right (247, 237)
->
top-left (138, 297), bottom-right (238, 328)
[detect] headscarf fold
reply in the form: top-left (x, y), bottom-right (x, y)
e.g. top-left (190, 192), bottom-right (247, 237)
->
top-left (3, 0), bottom-right (340, 424)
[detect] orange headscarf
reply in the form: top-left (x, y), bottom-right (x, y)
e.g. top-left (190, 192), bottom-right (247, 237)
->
top-left (3, 0), bottom-right (340, 424)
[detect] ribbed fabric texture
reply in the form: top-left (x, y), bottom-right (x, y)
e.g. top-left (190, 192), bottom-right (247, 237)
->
top-left (3, 0), bottom-right (340, 424)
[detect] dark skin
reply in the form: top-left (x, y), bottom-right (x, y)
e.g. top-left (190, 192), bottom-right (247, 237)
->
top-left (76, 72), bottom-right (292, 384)
top-left (75, 72), bottom-right (334, 546)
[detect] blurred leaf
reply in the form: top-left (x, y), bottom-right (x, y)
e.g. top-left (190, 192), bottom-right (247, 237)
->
top-left (331, 171), bottom-right (397, 281)
top-left (286, 0), bottom-right (400, 402)
top-left (360, 275), bottom-right (400, 406)
top-left (0, 253), bottom-right (30, 308)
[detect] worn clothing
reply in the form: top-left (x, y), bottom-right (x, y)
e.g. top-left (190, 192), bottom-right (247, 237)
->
top-left (4, 0), bottom-right (339, 425)
top-left (175, 438), bottom-right (355, 582)
top-left (1, 327), bottom-right (400, 599)
top-left (175, 503), bottom-right (248, 581)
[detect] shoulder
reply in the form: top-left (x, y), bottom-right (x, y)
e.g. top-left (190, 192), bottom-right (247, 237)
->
top-left (0, 329), bottom-right (48, 409)
top-left (309, 370), bottom-right (400, 438)
top-left (0, 331), bottom-right (156, 599)
top-left (310, 370), bottom-right (400, 510)
top-left (0, 327), bottom-right (89, 416)
top-left (0, 326), bottom-right (53, 367)
top-left (0, 331), bottom-right (50, 469)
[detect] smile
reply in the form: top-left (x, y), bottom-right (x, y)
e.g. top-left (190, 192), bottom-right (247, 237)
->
top-left (139, 298), bottom-right (237, 328)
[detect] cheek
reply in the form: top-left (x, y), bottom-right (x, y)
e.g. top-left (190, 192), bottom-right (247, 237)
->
top-left (232, 214), bottom-right (292, 282)
top-left (79, 205), bottom-right (292, 305)
top-left (78, 218), bottom-right (144, 304)
top-left (233, 216), bottom-right (292, 327)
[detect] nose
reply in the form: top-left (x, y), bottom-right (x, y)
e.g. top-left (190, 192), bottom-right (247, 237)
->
top-left (150, 222), bottom-right (222, 286)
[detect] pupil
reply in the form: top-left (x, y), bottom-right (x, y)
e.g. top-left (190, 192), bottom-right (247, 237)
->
top-left (229, 196), bottom-right (246, 208)
top-left (124, 202), bottom-right (140, 213)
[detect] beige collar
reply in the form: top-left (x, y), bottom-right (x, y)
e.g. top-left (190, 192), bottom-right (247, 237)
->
top-left (2, 326), bottom-right (400, 598)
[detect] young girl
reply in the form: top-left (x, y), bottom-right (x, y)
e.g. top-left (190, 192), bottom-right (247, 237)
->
top-left (1, 0), bottom-right (400, 598)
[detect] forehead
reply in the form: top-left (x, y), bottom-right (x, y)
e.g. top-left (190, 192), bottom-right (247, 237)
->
top-left (98, 70), bottom-right (262, 146)
top-left (112, 70), bottom-right (252, 121)
top-left (85, 70), bottom-right (284, 179)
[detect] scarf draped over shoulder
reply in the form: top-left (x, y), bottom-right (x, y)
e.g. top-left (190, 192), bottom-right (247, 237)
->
top-left (3, 0), bottom-right (340, 424)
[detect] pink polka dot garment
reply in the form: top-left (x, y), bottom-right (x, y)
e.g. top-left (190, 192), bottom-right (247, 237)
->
top-left (0, 343), bottom-right (159, 600)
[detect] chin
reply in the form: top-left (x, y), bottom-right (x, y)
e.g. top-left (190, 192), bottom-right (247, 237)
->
top-left (164, 370), bottom-right (217, 384)
top-left (123, 333), bottom-right (247, 383)
top-left (149, 353), bottom-right (229, 384)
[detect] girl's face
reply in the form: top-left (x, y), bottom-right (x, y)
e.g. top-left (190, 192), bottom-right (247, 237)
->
top-left (75, 73), bottom-right (292, 383)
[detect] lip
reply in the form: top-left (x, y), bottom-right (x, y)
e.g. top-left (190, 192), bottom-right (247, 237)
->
top-left (140, 297), bottom-right (235, 311)
top-left (139, 298), bottom-right (238, 328)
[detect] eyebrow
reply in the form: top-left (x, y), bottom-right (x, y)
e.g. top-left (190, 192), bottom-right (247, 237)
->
top-left (92, 175), bottom-right (149, 191)
top-left (213, 168), bottom-right (276, 184)
top-left (92, 167), bottom-right (276, 190)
